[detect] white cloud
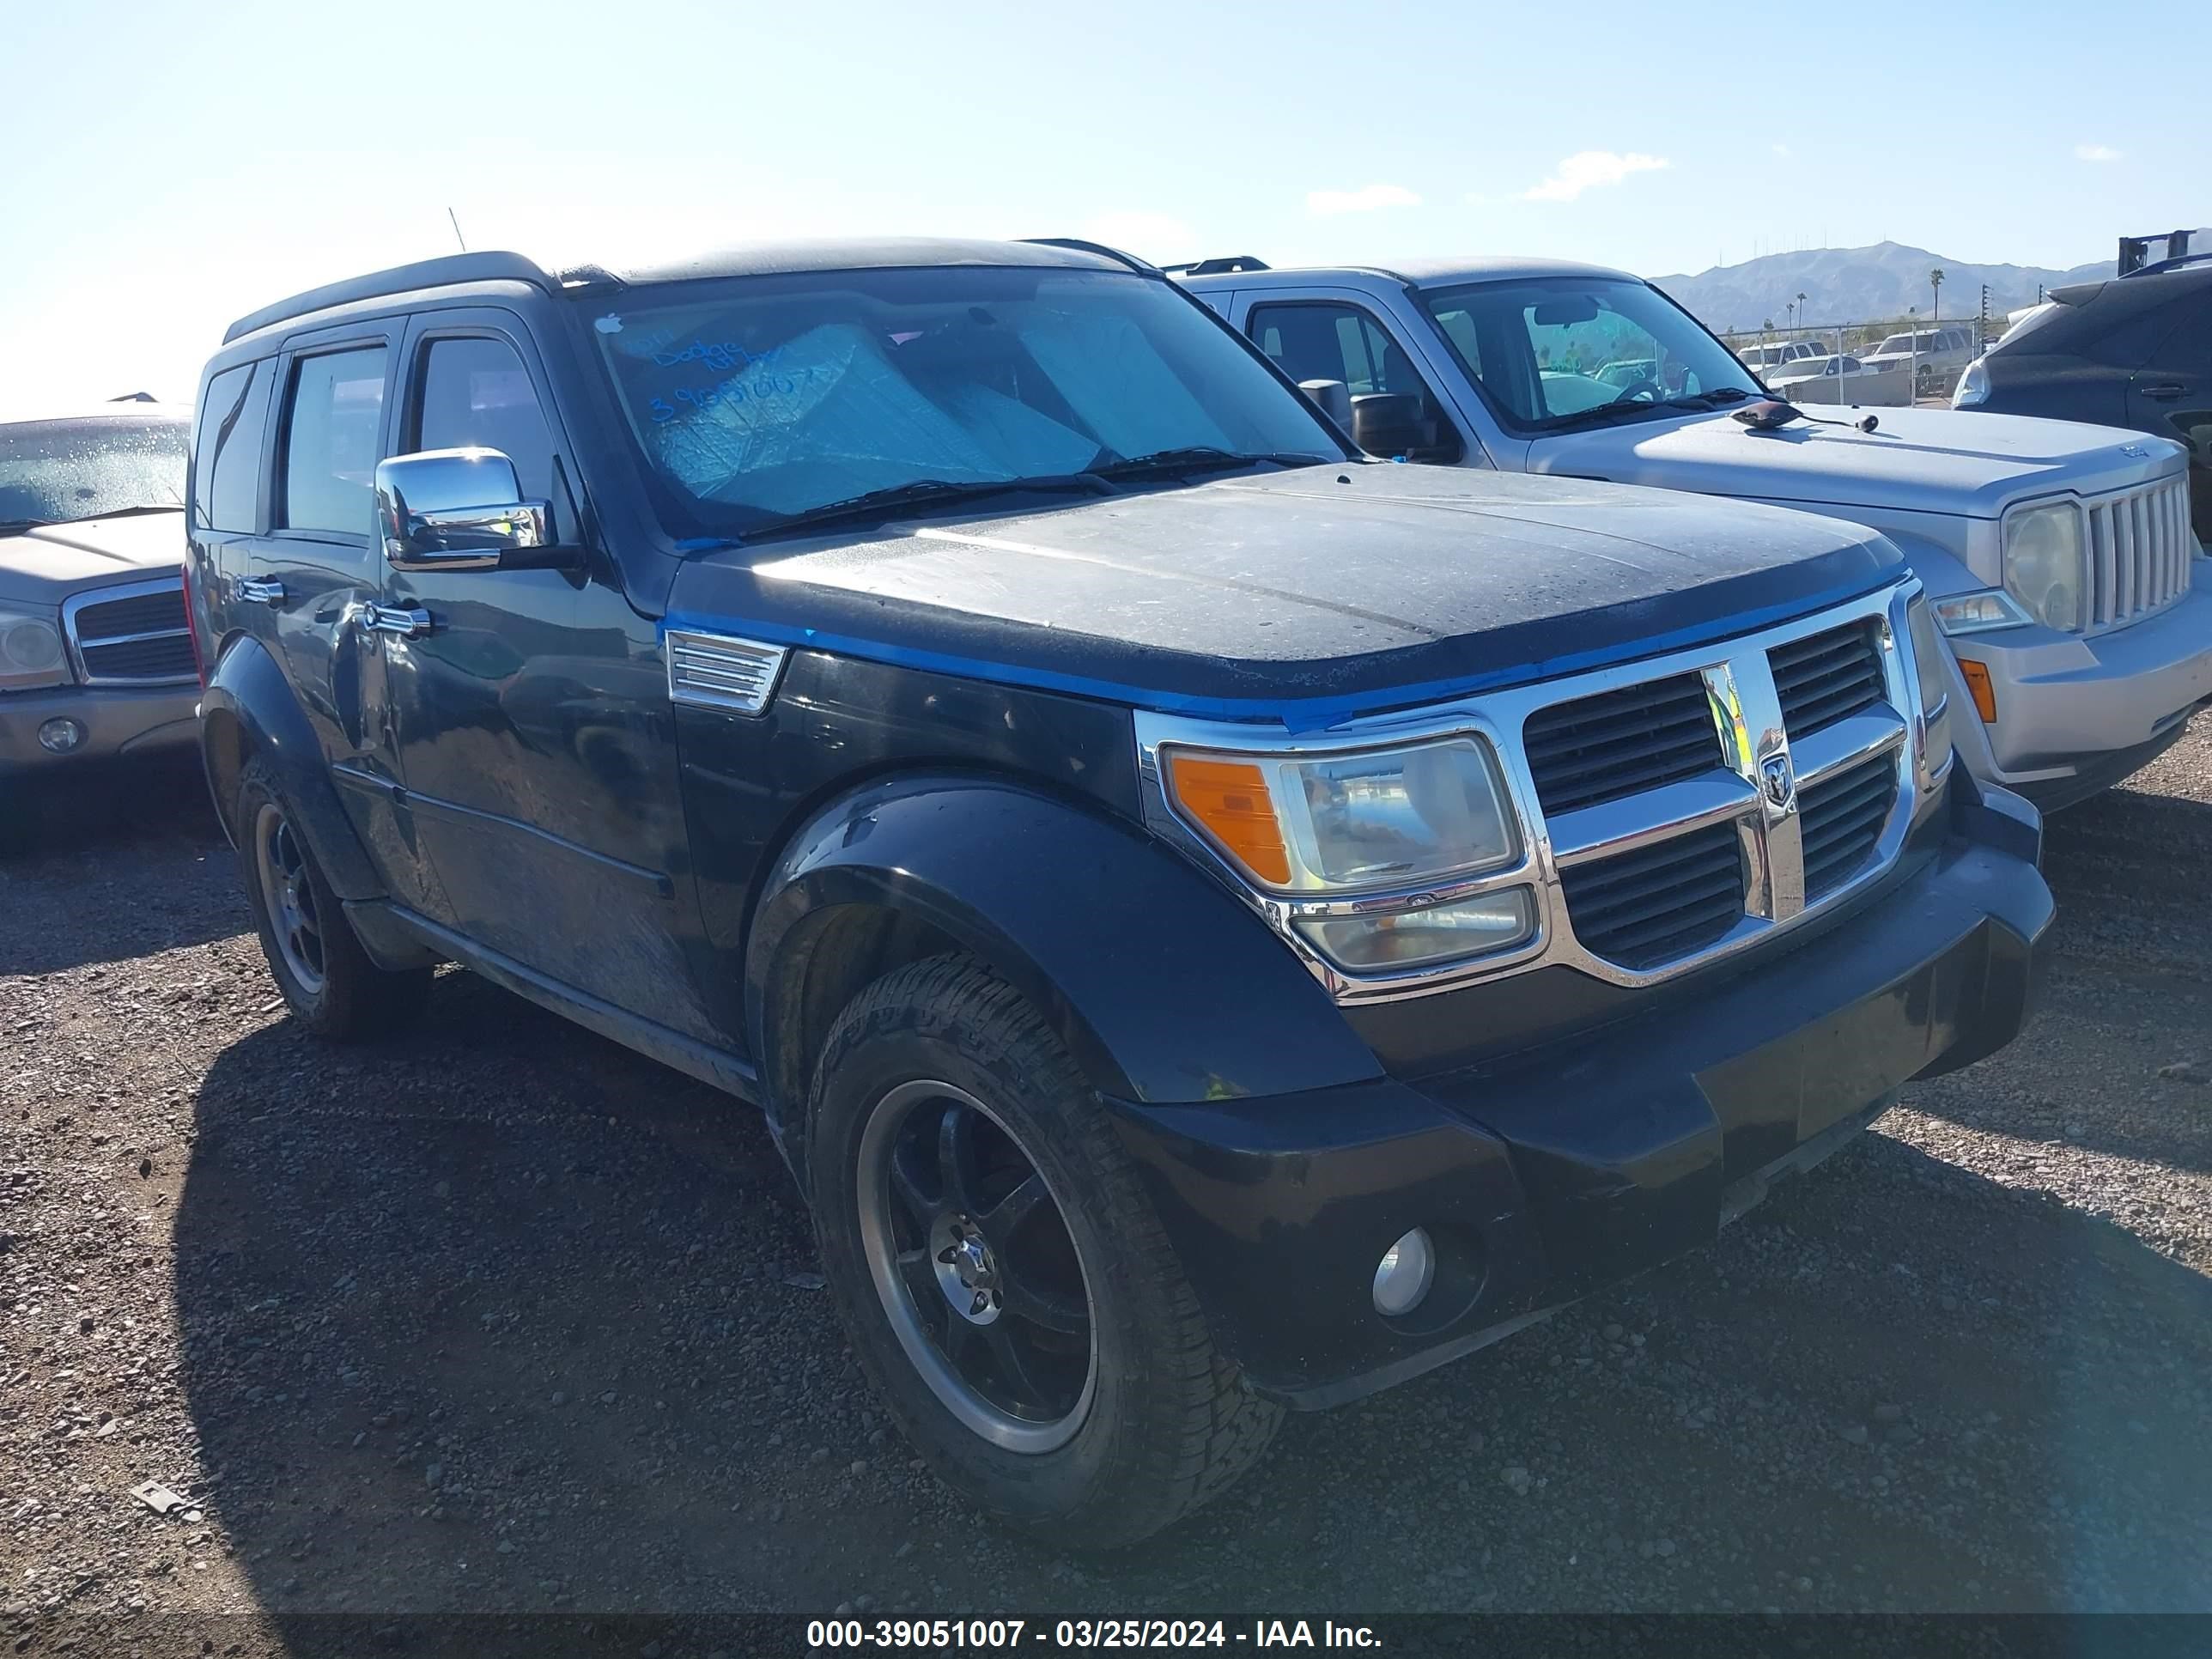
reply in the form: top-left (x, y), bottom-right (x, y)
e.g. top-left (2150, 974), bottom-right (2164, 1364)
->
top-left (1771, 143), bottom-right (1792, 159)
top-left (1079, 210), bottom-right (1198, 259)
top-left (1306, 183), bottom-right (1422, 216)
top-left (1516, 150), bottom-right (1670, 203)
top-left (2075, 143), bottom-right (2123, 162)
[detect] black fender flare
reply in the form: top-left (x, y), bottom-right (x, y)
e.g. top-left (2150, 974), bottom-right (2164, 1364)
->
top-left (743, 774), bottom-right (1382, 1170)
top-left (198, 634), bottom-right (386, 902)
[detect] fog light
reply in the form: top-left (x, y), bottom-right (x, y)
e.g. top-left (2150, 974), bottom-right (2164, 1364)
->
top-left (37, 718), bottom-right (85, 755)
top-left (1372, 1227), bottom-right (1436, 1317)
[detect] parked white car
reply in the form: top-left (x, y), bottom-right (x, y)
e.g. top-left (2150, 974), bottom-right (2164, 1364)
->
top-left (1861, 325), bottom-right (1979, 393)
top-left (1739, 339), bottom-right (1825, 379)
top-left (1769, 354), bottom-right (1915, 406)
top-left (1178, 255), bottom-right (2211, 808)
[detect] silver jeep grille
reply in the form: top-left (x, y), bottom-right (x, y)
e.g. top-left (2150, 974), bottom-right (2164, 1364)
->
top-left (62, 578), bottom-right (196, 686)
top-left (2085, 476), bottom-right (2194, 630)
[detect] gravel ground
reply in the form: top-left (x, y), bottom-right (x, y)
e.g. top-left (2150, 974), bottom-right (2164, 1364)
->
top-left (3, 738), bottom-right (2209, 1644)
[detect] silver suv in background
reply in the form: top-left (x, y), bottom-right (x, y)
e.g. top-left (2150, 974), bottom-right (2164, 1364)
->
top-left (1, 405), bottom-right (198, 810)
top-left (1178, 256), bottom-right (2210, 809)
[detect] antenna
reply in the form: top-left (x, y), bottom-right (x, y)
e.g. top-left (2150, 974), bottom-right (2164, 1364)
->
top-left (447, 208), bottom-right (468, 253)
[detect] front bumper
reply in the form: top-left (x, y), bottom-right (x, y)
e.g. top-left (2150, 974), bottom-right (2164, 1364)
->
top-left (1952, 563), bottom-right (2212, 805)
top-left (1107, 781), bottom-right (2052, 1408)
top-left (0, 683), bottom-right (201, 775)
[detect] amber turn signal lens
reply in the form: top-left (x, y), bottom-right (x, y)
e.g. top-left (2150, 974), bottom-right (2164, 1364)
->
top-left (1959, 659), bottom-right (1997, 723)
top-left (1165, 754), bottom-right (1290, 885)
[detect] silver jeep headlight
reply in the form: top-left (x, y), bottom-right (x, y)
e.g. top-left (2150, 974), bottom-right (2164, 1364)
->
top-left (2001, 500), bottom-right (2085, 632)
top-left (0, 605), bottom-right (70, 691)
top-left (1160, 733), bottom-right (1536, 971)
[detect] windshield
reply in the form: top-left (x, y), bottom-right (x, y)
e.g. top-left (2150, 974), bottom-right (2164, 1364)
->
top-left (0, 417), bottom-right (186, 528)
top-left (586, 265), bottom-right (1344, 538)
top-left (1419, 276), bottom-right (1760, 430)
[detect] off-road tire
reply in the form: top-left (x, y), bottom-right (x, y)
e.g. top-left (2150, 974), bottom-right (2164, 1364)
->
top-left (234, 757), bottom-right (429, 1039)
top-left (807, 953), bottom-right (1282, 1549)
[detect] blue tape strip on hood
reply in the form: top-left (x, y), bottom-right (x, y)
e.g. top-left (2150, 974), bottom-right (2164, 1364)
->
top-left (661, 569), bottom-right (1896, 734)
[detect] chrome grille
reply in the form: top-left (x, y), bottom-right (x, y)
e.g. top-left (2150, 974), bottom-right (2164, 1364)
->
top-left (1799, 752), bottom-right (1898, 899)
top-left (63, 579), bottom-right (196, 686)
top-left (1772, 621), bottom-right (1885, 738)
top-left (2086, 476), bottom-right (2194, 630)
top-left (1133, 582), bottom-right (1925, 1005)
top-left (1522, 674), bottom-right (1723, 815)
top-left (1558, 822), bottom-right (1745, 969)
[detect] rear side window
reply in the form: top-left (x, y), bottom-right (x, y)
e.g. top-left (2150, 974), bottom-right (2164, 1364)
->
top-left (281, 347), bottom-right (386, 536)
top-left (194, 361), bottom-right (273, 533)
top-left (412, 336), bottom-right (556, 501)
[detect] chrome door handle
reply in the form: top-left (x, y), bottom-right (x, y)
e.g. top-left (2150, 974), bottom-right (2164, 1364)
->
top-left (355, 603), bottom-right (436, 639)
top-left (236, 577), bottom-right (286, 605)
top-left (2141, 382), bottom-right (2188, 401)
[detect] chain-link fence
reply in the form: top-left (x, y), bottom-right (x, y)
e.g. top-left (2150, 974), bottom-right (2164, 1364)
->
top-left (1716, 298), bottom-right (2021, 404)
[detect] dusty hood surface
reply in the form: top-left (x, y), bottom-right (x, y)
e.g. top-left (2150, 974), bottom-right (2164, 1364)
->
top-left (0, 512), bottom-right (186, 605)
top-left (669, 465), bottom-right (1901, 723)
top-left (1529, 406), bottom-right (2188, 521)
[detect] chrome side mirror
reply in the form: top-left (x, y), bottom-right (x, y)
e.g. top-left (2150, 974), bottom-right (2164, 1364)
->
top-left (376, 448), bottom-right (553, 571)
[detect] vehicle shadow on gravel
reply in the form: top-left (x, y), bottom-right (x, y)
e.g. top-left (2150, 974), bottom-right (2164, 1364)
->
top-left (1906, 780), bottom-right (2212, 1176)
top-left (2, 759), bottom-right (240, 975)
top-left (170, 971), bottom-right (2212, 1619)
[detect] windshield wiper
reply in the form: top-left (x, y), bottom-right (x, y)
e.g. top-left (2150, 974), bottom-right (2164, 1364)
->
top-left (0, 518), bottom-right (52, 534)
top-left (1090, 447), bottom-right (1327, 480)
top-left (745, 472), bottom-right (1112, 541)
top-left (1659, 387), bottom-right (1759, 410)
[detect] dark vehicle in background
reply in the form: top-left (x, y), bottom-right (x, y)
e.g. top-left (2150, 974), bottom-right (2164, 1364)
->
top-left (186, 238), bottom-right (2049, 1547)
top-left (0, 405), bottom-right (197, 828)
top-left (1957, 256), bottom-right (2212, 538)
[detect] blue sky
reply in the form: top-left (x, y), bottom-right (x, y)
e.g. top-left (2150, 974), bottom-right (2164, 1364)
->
top-left (3, 0), bottom-right (2195, 412)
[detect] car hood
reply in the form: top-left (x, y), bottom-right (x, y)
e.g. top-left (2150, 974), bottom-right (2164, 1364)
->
top-left (667, 465), bottom-right (1899, 726)
top-left (1528, 406), bottom-right (2186, 521)
top-left (0, 513), bottom-right (185, 605)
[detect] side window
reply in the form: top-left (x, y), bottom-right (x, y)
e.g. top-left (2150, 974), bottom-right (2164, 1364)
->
top-left (280, 347), bottom-right (387, 537)
top-left (411, 335), bottom-right (556, 501)
top-left (191, 365), bottom-right (248, 530)
top-left (194, 362), bottom-right (274, 533)
top-left (1249, 302), bottom-right (1463, 463)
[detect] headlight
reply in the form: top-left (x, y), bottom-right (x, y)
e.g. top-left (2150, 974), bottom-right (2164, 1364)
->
top-left (0, 605), bottom-right (70, 691)
top-left (1953, 357), bottom-right (1989, 408)
top-left (2001, 501), bottom-right (2085, 632)
top-left (1905, 599), bottom-right (1954, 781)
top-left (1929, 589), bottom-right (2032, 635)
top-left (1162, 734), bottom-right (1535, 971)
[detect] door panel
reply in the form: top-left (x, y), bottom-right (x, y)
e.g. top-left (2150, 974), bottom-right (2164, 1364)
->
top-left (252, 328), bottom-right (431, 906)
top-left (380, 311), bottom-right (718, 1040)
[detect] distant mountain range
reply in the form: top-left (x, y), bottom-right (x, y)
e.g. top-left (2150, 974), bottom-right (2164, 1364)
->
top-left (1651, 241), bottom-right (2112, 334)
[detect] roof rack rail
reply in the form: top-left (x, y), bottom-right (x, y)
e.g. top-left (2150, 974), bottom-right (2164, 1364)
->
top-left (222, 251), bottom-right (556, 345)
top-left (1017, 237), bottom-right (1158, 274)
top-left (1160, 256), bottom-right (1270, 276)
top-left (2118, 228), bottom-right (2210, 276)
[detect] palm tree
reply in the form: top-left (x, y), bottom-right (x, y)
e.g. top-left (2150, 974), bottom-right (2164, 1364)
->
top-left (1796, 291), bottom-right (1808, 336)
top-left (1929, 267), bottom-right (1945, 325)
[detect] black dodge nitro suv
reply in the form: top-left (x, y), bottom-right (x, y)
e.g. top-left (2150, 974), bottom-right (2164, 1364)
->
top-left (185, 237), bottom-right (2051, 1547)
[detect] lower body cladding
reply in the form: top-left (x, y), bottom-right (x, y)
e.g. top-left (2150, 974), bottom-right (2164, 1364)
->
top-left (1107, 799), bottom-right (2051, 1410)
top-left (0, 682), bottom-right (200, 775)
top-left (1950, 564), bottom-right (2212, 811)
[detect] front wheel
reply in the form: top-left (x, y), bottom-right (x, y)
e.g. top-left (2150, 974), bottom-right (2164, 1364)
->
top-left (807, 956), bottom-right (1281, 1548)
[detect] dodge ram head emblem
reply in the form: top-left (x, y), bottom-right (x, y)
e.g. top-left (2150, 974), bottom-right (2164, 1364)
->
top-left (1760, 751), bottom-right (1796, 811)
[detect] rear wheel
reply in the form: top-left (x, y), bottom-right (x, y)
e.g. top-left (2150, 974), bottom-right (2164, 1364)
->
top-left (807, 955), bottom-right (1280, 1549)
top-left (234, 758), bottom-right (429, 1038)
